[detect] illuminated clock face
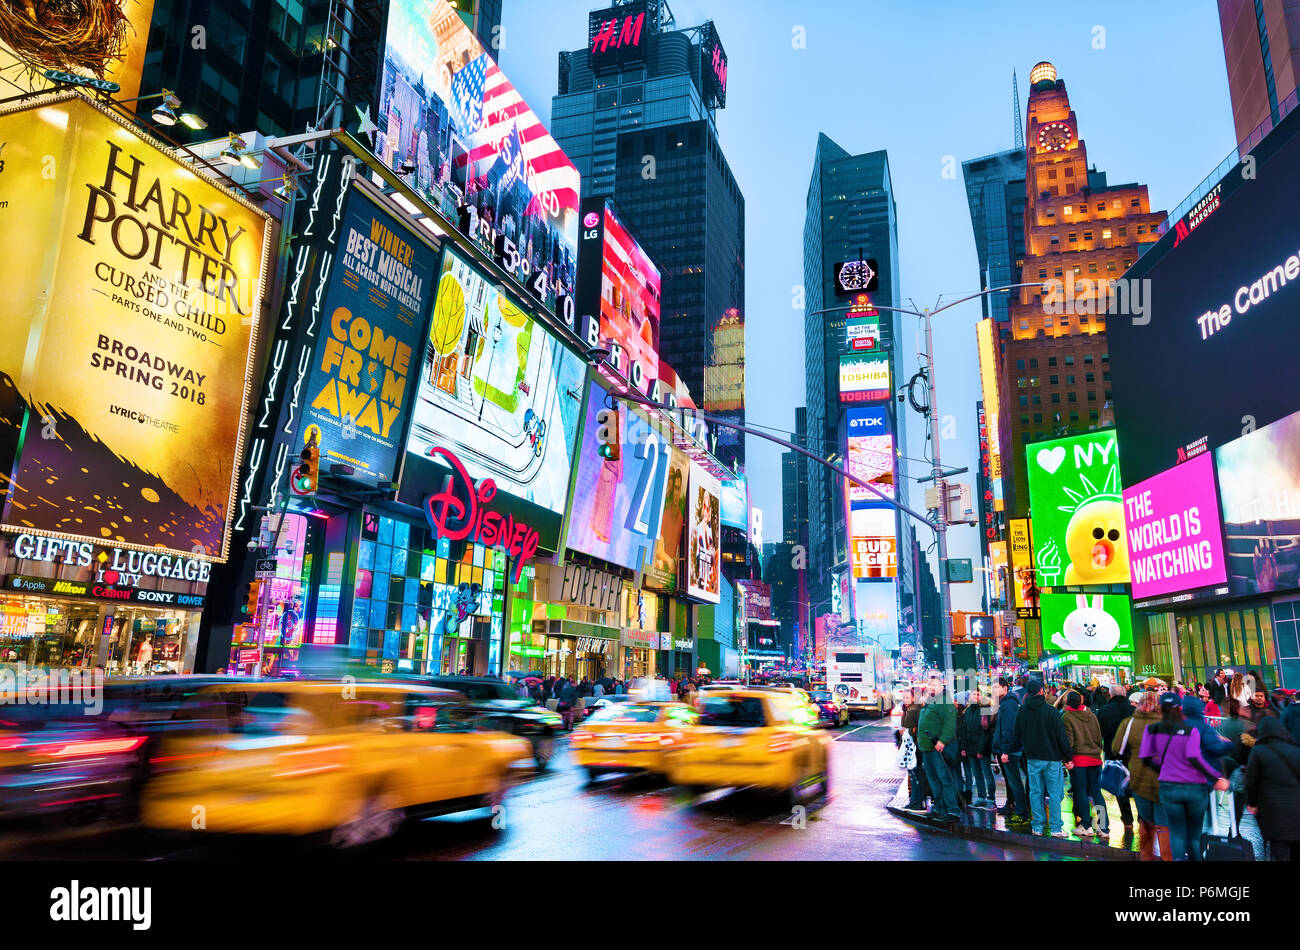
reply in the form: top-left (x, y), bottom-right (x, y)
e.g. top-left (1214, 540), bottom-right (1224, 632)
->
top-left (1037, 122), bottom-right (1073, 151)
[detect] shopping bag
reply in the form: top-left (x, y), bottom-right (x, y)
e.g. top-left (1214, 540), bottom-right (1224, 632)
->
top-left (1201, 790), bottom-right (1255, 861)
top-left (1100, 759), bottom-right (1130, 797)
top-left (896, 731), bottom-right (917, 771)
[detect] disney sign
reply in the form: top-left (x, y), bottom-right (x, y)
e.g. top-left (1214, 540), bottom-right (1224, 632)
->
top-left (423, 447), bottom-right (539, 584)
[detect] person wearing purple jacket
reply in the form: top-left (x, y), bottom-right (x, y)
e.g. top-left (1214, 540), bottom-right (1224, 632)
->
top-left (1139, 692), bottom-right (1230, 861)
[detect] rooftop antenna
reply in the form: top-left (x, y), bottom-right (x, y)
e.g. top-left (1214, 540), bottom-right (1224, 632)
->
top-left (1012, 68), bottom-right (1024, 149)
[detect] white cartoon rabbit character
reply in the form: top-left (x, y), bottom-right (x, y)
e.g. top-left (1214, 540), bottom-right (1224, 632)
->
top-left (1050, 594), bottom-right (1121, 652)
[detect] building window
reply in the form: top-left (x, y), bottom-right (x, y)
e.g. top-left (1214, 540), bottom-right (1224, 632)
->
top-left (1088, 390), bottom-right (1097, 401)
top-left (1068, 232), bottom-right (1077, 242)
top-left (1051, 393), bottom-right (1061, 404)
top-left (1038, 269), bottom-right (1048, 279)
top-left (1016, 359), bottom-right (1026, 370)
top-left (1017, 378), bottom-right (1027, 389)
top-left (1054, 267), bottom-right (1063, 277)
top-left (1066, 183), bottom-right (1076, 194)
top-left (1030, 359), bottom-right (1039, 369)
top-left (1137, 225), bottom-right (1147, 235)
top-left (1084, 354), bottom-right (1094, 364)
top-left (1107, 261), bottom-right (1117, 272)
top-left (1048, 357), bottom-right (1058, 367)
top-left (1065, 356), bottom-right (1075, 366)
top-left (1068, 392), bottom-right (1078, 403)
top-left (1033, 395), bottom-right (1042, 405)
top-left (1019, 396), bottom-right (1029, 407)
top-left (1086, 372), bottom-right (1096, 382)
top-left (1021, 415), bottom-right (1030, 425)
top-left (1131, 198), bottom-right (1140, 208)
top-left (1066, 374), bottom-right (1076, 385)
top-left (1063, 204), bottom-right (1072, 215)
top-left (1084, 230), bottom-right (1093, 241)
top-left (1073, 265), bottom-right (1082, 275)
top-left (1034, 413), bottom-right (1044, 423)
top-left (1050, 375), bottom-right (1059, 385)
top-left (1088, 262), bottom-right (1098, 273)
top-left (1113, 199), bottom-right (1122, 209)
top-left (1118, 226), bottom-right (1128, 237)
top-left (1096, 202), bottom-right (1105, 211)
top-left (1102, 228), bottom-right (1112, 239)
top-left (1065, 166), bottom-right (1075, 177)
top-left (1049, 236), bottom-right (1059, 246)
top-left (1089, 411), bottom-right (1099, 421)
top-left (1020, 320), bottom-right (1030, 330)
top-left (1048, 169), bottom-right (1058, 180)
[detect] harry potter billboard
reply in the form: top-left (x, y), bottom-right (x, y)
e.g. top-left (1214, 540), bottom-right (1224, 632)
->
top-left (0, 93), bottom-right (271, 562)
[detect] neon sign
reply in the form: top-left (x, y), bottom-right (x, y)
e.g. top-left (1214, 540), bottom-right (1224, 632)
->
top-left (590, 11), bottom-right (645, 55)
top-left (423, 447), bottom-right (540, 583)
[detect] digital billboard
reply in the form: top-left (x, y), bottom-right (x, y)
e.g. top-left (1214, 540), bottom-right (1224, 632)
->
top-left (685, 462), bottom-right (721, 603)
top-left (298, 188), bottom-right (437, 482)
top-left (700, 20), bottom-right (728, 108)
top-left (1123, 453), bottom-right (1228, 600)
top-left (1040, 591), bottom-right (1135, 654)
top-left (850, 507), bottom-right (897, 579)
top-left (833, 259), bottom-right (879, 297)
top-left (839, 353), bottom-right (891, 404)
top-left (402, 246), bottom-right (586, 550)
top-left (0, 94), bottom-right (271, 561)
top-left (376, 0), bottom-right (580, 311)
top-left (845, 315), bottom-right (880, 352)
top-left (644, 447), bottom-right (688, 592)
top-left (1025, 430), bottom-right (1130, 588)
top-left (855, 581), bottom-right (899, 651)
top-left (1109, 112), bottom-right (1300, 488)
top-left (588, 2), bottom-right (652, 67)
top-left (0, 0), bottom-right (154, 101)
top-left (719, 476), bottom-right (748, 531)
top-left (565, 381), bottom-right (671, 572)
top-left (847, 406), bottom-right (894, 505)
top-left (576, 197), bottom-right (660, 387)
top-left (1215, 408), bottom-right (1300, 595)
top-left (1008, 518), bottom-right (1039, 617)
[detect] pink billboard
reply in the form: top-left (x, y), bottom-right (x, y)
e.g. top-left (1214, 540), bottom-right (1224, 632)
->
top-left (1122, 453), bottom-right (1227, 598)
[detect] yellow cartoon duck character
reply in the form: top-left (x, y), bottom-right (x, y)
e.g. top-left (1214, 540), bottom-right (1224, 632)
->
top-left (1062, 497), bottom-right (1129, 584)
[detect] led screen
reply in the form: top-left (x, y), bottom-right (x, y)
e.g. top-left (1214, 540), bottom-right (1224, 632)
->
top-left (685, 462), bottom-right (721, 603)
top-left (839, 353), bottom-right (891, 403)
top-left (377, 0), bottom-right (580, 309)
top-left (850, 506), bottom-right (897, 579)
top-left (644, 447), bottom-right (688, 592)
top-left (1040, 591), bottom-right (1135, 654)
top-left (1123, 453), bottom-right (1228, 599)
top-left (847, 406), bottom-right (894, 505)
top-left (719, 476), bottom-right (748, 531)
top-left (1215, 408), bottom-right (1300, 596)
top-left (1024, 430), bottom-right (1130, 588)
top-left (401, 247), bottom-right (586, 549)
top-left (565, 381), bottom-right (672, 571)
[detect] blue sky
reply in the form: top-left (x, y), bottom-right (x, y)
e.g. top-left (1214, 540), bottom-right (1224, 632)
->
top-left (501, 0), bottom-right (1237, 610)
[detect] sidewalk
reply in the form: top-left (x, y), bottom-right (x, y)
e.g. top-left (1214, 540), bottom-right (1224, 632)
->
top-left (886, 769), bottom-right (1140, 860)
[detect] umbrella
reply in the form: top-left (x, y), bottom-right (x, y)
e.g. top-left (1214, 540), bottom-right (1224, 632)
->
top-left (520, 676), bottom-right (543, 687)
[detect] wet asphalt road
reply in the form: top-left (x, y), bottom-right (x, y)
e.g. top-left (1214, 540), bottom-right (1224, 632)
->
top-left (0, 718), bottom-right (1069, 861)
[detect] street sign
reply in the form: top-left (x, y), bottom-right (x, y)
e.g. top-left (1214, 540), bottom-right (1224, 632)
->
top-left (255, 558), bottom-right (278, 578)
top-left (945, 559), bottom-right (974, 583)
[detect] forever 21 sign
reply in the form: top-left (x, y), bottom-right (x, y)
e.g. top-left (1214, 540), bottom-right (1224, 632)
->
top-left (552, 562), bottom-right (624, 612)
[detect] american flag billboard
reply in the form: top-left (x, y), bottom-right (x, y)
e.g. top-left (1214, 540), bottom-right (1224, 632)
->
top-left (376, 0), bottom-right (581, 311)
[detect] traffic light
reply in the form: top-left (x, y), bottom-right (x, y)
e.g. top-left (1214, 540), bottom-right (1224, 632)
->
top-left (293, 439), bottom-right (320, 495)
top-left (242, 580), bottom-right (261, 617)
top-left (596, 407), bottom-right (620, 461)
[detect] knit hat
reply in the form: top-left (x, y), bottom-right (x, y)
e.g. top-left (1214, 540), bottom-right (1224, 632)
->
top-left (1025, 678), bottom-right (1043, 696)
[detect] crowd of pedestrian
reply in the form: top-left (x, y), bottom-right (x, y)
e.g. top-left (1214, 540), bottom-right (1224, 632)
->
top-left (896, 668), bottom-right (1300, 861)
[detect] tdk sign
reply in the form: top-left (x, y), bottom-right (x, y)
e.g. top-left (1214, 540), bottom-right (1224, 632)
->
top-left (848, 408), bottom-right (888, 435)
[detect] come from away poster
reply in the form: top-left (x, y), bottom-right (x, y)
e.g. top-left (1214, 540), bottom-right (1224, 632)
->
top-left (299, 188), bottom-right (436, 481)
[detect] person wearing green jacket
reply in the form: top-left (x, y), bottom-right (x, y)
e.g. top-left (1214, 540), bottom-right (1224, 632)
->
top-left (916, 674), bottom-right (962, 822)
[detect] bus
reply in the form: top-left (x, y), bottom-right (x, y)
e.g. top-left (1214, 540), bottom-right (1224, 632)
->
top-left (827, 648), bottom-right (892, 718)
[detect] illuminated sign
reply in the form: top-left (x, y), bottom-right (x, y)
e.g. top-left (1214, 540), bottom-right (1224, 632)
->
top-left (701, 21), bottom-right (728, 107)
top-left (839, 353), bottom-right (891, 403)
top-left (378, 0), bottom-right (580, 311)
top-left (6, 574), bottom-right (207, 608)
top-left (834, 259), bottom-right (879, 297)
top-left (0, 93), bottom-right (270, 562)
top-left (847, 407), bottom-right (894, 505)
top-left (846, 316), bottom-right (880, 353)
top-left (1123, 453), bottom-right (1228, 599)
top-left (1172, 183), bottom-right (1221, 248)
top-left (644, 446), bottom-right (688, 592)
top-left (1025, 431), bottom-right (1131, 587)
top-left (685, 462), bottom-right (721, 603)
top-left (299, 189), bottom-right (435, 481)
top-left (576, 197), bottom-right (661, 389)
top-left (1008, 518), bottom-right (1039, 618)
top-left (1040, 592), bottom-right (1135, 654)
top-left (720, 476), bottom-right (748, 531)
top-left (588, 3), bottom-right (650, 63)
top-left (551, 562), bottom-right (624, 611)
top-left (422, 447), bottom-right (540, 583)
top-left (404, 247), bottom-right (587, 550)
top-left (850, 507), bottom-right (897, 579)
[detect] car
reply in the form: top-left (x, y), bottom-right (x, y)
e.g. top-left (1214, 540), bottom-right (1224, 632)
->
top-left (0, 704), bottom-right (148, 826)
top-left (664, 689), bottom-right (830, 807)
top-left (418, 675), bottom-right (564, 770)
top-left (806, 689), bottom-right (850, 728)
top-left (570, 701), bottom-right (698, 782)
top-left (140, 681), bottom-right (531, 848)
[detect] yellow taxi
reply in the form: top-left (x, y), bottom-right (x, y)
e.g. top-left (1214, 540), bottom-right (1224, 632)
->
top-left (570, 701), bottom-right (697, 782)
top-left (664, 688), bottom-right (831, 806)
top-left (140, 681), bottom-right (530, 848)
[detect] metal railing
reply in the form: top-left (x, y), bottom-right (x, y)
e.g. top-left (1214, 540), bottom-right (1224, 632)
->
top-left (1163, 86), bottom-right (1300, 229)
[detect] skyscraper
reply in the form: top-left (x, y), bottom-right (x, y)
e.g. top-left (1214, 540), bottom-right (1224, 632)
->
top-left (552, 2), bottom-right (745, 469)
top-left (1217, 0), bottom-right (1300, 146)
top-left (1000, 62), bottom-right (1165, 513)
top-left (802, 134), bottom-right (911, 643)
top-left (962, 148), bottom-right (1028, 329)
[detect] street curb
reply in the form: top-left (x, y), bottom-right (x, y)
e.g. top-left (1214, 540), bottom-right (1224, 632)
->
top-left (886, 782), bottom-right (1137, 860)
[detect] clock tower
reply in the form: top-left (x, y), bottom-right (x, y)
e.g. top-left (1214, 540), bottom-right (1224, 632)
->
top-left (997, 62), bottom-right (1167, 515)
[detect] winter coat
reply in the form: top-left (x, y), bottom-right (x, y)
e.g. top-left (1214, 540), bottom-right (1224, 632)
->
top-left (1182, 695), bottom-right (1233, 759)
top-left (901, 701), bottom-right (924, 739)
top-left (1015, 694), bottom-right (1072, 762)
top-left (1114, 710), bottom-right (1162, 802)
top-left (1208, 678), bottom-right (1227, 705)
top-left (1139, 719), bottom-right (1221, 786)
top-left (1244, 718), bottom-right (1300, 842)
top-left (958, 704), bottom-right (992, 756)
top-left (1283, 703), bottom-right (1300, 743)
top-left (1095, 695), bottom-right (1132, 761)
top-left (1062, 706), bottom-right (1105, 761)
top-left (917, 700), bottom-right (957, 752)
top-left (991, 690), bottom-right (1023, 756)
